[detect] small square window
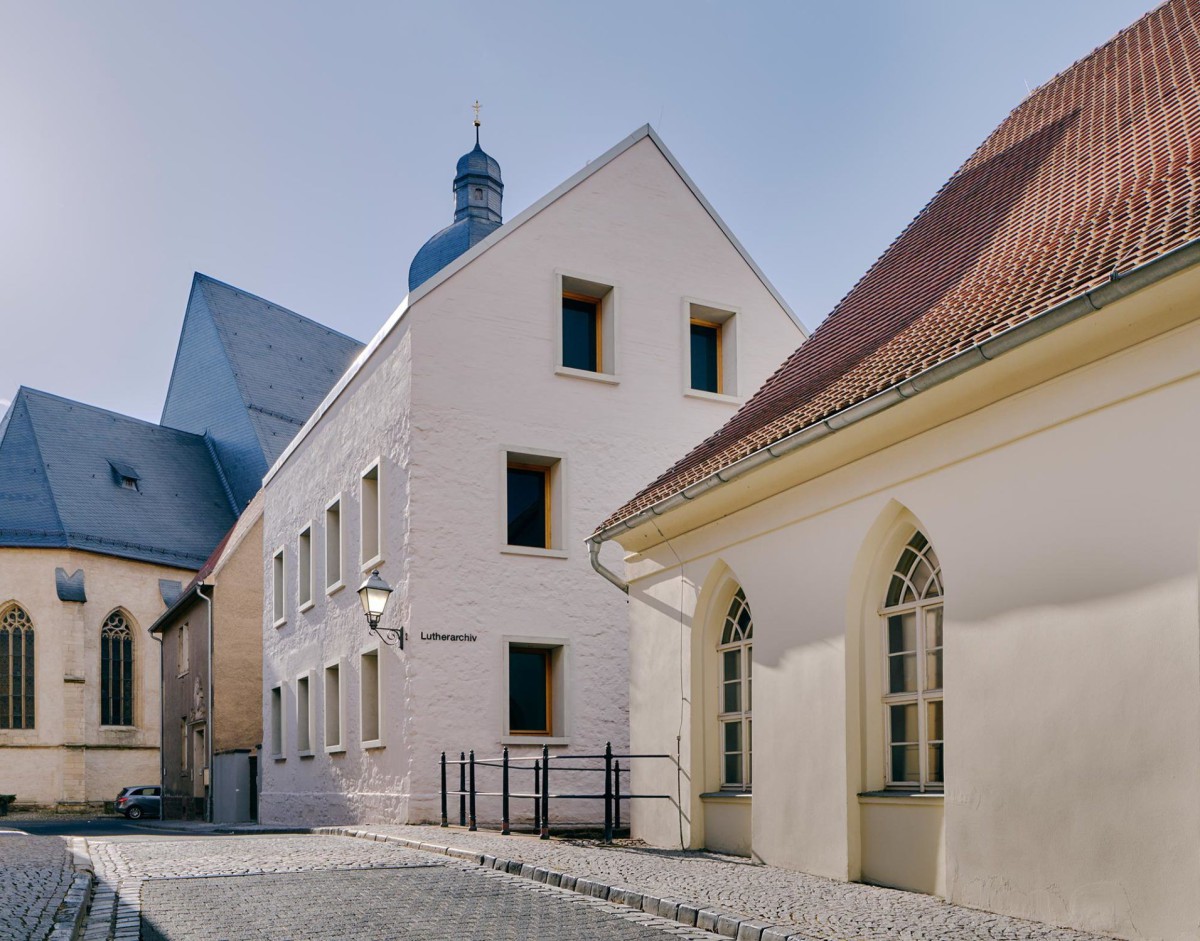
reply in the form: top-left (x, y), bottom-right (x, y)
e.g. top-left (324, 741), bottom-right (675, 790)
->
top-left (325, 498), bottom-right (343, 592)
top-left (361, 463), bottom-right (382, 569)
top-left (687, 302), bottom-right (738, 397)
top-left (272, 548), bottom-right (286, 628)
top-left (298, 526), bottom-right (313, 610)
top-left (557, 274), bottom-right (615, 377)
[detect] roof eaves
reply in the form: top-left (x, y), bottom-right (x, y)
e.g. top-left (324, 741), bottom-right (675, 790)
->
top-left (264, 124), bottom-right (801, 485)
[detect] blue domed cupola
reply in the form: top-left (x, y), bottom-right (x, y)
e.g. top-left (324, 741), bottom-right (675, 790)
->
top-left (409, 107), bottom-right (504, 292)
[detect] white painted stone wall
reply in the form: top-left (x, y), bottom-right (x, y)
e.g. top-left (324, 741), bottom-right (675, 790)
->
top-left (0, 547), bottom-right (184, 808)
top-left (620, 266), bottom-right (1200, 940)
top-left (259, 131), bottom-right (803, 829)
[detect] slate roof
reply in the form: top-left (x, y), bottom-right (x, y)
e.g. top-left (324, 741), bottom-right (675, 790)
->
top-left (161, 274), bottom-right (364, 507)
top-left (600, 0), bottom-right (1200, 532)
top-left (0, 389), bottom-right (237, 568)
top-left (409, 216), bottom-right (503, 291)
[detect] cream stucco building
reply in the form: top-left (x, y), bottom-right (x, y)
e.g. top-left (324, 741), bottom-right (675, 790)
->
top-left (594, 5), bottom-right (1200, 940)
top-left (259, 125), bottom-right (804, 828)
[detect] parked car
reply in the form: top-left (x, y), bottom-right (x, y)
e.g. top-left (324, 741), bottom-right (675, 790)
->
top-left (115, 785), bottom-right (161, 819)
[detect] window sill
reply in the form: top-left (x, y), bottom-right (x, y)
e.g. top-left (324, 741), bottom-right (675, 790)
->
top-left (501, 545), bottom-right (569, 560)
top-left (100, 725), bottom-right (137, 732)
top-left (857, 790), bottom-right (944, 805)
top-left (326, 581), bottom-right (346, 598)
top-left (685, 389), bottom-right (741, 405)
top-left (361, 555), bottom-right (385, 574)
top-left (554, 366), bottom-right (620, 385)
top-left (325, 745), bottom-right (346, 755)
top-left (700, 791), bottom-right (752, 803)
top-left (273, 618), bottom-right (287, 630)
top-left (501, 735), bottom-right (570, 746)
top-left (272, 755), bottom-right (285, 763)
top-left (298, 750), bottom-right (315, 759)
top-left (299, 600), bottom-right (315, 614)
top-left (362, 739), bottom-right (385, 751)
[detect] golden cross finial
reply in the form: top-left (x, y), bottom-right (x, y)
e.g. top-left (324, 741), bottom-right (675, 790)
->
top-left (472, 100), bottom-right (481, 127)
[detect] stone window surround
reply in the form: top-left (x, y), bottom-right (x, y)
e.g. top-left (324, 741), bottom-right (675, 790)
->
top-left (499, 445), bottom-right (568, 559)
top-left (553, 268), bottom-right (620, 384)
top-left (682, 297), bottom-right (742, 404)
top-left (324, 494), bottom-right (345, 596)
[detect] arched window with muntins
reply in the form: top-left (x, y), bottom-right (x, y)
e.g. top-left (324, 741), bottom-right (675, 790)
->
top-left (101, 610), bottom-right (134, 727)
top-left (0, 604), bottom-right (35, 729)
top-left (718, 587), bottom-right (753, 790)
top-left (882, 531), bottom-right (943, 791)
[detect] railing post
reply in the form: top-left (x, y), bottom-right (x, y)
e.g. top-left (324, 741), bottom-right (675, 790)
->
top-left (614, 758), bottom-right (621, 833)
top-left (501, 746), bottom-right (511, 835)
top-left (440, 751), bottom-right (448, 827)
top-left (468, 749), bottom-right (477, 832)
top-left (533, 759), bottom-right (541, 833)
top-left (603, 741), bottom-right (613, 844)
top-left (459, 751), bottom-right (466, 827)
top-left (540, 744), bottom-right (550, 840)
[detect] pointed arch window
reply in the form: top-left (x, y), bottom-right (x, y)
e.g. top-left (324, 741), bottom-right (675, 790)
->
top-left (718, 587), bottom-right (753, 790)
top-left (0, 604), bottom-right (35, 729)
top-left (882, 531), bottom-right (943, 790)
top-left (101, 610), bottom-right (134, 727)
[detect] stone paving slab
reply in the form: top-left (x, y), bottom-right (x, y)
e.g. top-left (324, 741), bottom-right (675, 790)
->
top-left (84, 833), bottom-right (720, 941)
top-left (320, 824), bottom-right (1121, 941)
top-left (0, 829), bottom-right (84, 941)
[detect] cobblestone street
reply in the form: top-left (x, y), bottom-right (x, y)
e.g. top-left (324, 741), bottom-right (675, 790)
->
top-left (84, 834), bottom-right (723, 941)
top-left (0, 829), bottom-right (75, 941)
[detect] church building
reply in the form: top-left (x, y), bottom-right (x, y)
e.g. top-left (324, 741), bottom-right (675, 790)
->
top-left (594, 3), bottom-right (1200, 939)
top-left (258, 123), bottom-right (805, 826)
top-left (0, 274), bottom-right (360, 810)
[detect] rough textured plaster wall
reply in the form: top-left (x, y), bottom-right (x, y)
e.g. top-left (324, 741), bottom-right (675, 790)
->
top-left (261, 325), bottom-right (413, 827)
top-left (0, 547), bottom-right (192, 806)
top-left (626, 311), bottom-right (1200, 940)
top-left (401, 136), bottom-right (804, 825)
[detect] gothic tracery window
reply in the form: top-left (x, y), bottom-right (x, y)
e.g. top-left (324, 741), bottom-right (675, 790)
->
top-left (0, 604), bottom-right (35, 730)
top-left (882, 531), bottom-right (943, 790)
top-left (718, 587), bottom-right (753, 790)
top-left (101, 610), bottom-right (134, 727)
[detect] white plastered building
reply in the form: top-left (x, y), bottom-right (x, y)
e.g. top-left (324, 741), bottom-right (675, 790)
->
top-left (259, 125), bottom-right (804, 827)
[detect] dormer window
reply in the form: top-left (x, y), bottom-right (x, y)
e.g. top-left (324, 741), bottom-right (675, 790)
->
top-left (108, 460), bottom-right (141, 492)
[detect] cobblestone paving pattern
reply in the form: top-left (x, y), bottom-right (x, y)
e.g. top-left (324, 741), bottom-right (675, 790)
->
top-left (345, 825), bottom-right (1120, 941)
top-left (0, 830), bottom-right (72, 941)
top-left (86, 834), bottom-right (721, 941)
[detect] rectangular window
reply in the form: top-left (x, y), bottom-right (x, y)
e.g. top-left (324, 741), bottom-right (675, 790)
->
top-left (177, 622), bottom-right (189, 677)
top-left (325, 498), bottom-right (343, 592)
top-left (270, 684), bottom-right (284, 759)
top-left (296, 673), bottom-right (312, 755)
top-left (324, 661), bottom-right (343, 752)
top-left (506, 464), bottom-right (549, 548)
top-left (180, 718), bottom-right (188, 771)
top-left (298, 526), bottom-right (313, 610)
top-left (690, 320), bottom-right (721, 393)
top-left (361, 463), bottom-right (382, 568)
top-left (687, 302), bottom-right (738, 397)
top-left (272, 548), bottom-right (285, 627)
top-left (561, 292), bottom-right (601, 372)
top-left (508, 646), bottom-right (551, 735)
top-left (361, 649), bottom-right (382, 747)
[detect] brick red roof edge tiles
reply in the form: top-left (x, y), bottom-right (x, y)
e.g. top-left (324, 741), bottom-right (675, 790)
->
top-left (599, 0), bottom-right (1200, 534)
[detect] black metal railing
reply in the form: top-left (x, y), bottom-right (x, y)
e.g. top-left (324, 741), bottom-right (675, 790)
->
top-left (439, 742), bottom-right (674, 843)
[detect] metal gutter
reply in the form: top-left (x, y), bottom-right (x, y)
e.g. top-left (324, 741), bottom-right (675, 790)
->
top-left (586, 236), bottom-right (1200, 592)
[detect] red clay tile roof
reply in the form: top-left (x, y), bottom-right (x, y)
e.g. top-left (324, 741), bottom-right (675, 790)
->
top-left (600, 0), bottom-right (1200, 534)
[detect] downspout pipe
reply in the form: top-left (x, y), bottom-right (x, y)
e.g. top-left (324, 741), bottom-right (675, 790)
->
top-left (197, 585), bottom-right (214, 823)
top-left (586, 235), bottom-right (1200, 593)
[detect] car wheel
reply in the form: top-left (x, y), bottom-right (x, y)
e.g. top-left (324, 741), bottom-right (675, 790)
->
top-left (126, 806), bottom-right (143, 820)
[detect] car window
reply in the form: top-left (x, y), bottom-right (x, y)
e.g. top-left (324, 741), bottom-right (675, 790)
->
top-left (149, 788), bottom-right (161, 796)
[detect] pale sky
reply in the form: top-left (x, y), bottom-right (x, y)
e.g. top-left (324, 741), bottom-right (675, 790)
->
top-left (0, 1), bottom-right (1158, 422)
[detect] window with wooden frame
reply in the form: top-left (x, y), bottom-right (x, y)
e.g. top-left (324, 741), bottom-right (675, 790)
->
top-left (561, 291), bottom-right (602, 373)
top-left (508, 645), bottom-right (552, 735)
top-left (717, 588), bottom-right (753, 790)
top-left (881, 530), bottom-right (944, 791)
top-left (506, 462), bottom-right (550, 549)
top-left (690, 319), bottom-right (722, 393)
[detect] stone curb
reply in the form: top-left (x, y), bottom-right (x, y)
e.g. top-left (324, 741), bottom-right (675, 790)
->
top-left (47, 837), bottom-right (94, 941)
top-left (318, 826), bottom-right (821, 941)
